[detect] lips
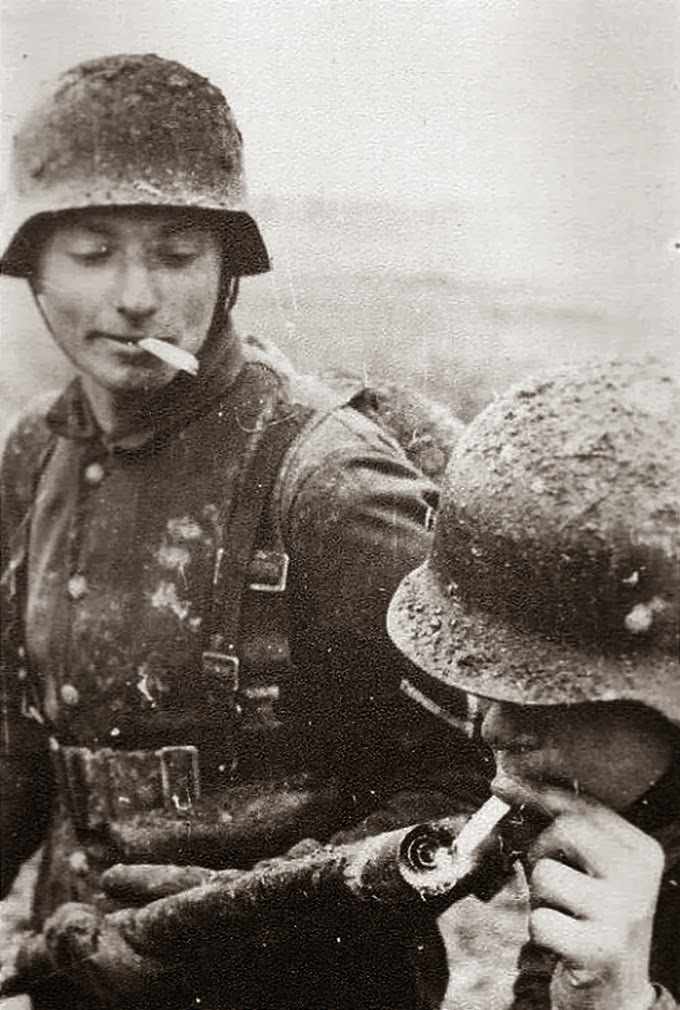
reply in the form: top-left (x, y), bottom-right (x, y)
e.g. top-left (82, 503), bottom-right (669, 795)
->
top-left (90, 331), bottom-right (176, 348)
top-left (90, 331), bottom-right (142, 345)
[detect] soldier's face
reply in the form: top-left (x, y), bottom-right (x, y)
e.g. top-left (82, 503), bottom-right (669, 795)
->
top-left (481, 699), bottom-right (672, 812)
top-left (33, 208), bottom-right (223, 392)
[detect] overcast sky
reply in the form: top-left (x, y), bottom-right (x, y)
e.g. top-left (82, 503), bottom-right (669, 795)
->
top-left (1, 0), bottom-right (678, 331)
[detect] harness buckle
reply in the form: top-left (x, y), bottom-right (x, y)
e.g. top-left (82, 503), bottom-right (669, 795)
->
top-left (159, 745), bottom-right (201, 811)
top-left (201, 650), bottom-right (240, 691)
top-left (248, 550), bottom-right (289, 593)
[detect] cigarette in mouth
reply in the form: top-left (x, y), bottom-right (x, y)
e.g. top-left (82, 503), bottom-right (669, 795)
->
top-left (137, 338), bottom-right (199, 376)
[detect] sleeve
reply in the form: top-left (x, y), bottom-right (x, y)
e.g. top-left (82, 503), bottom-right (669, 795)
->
top-left (282, 406), bottom-right (489, 816)
top-left (509, 941), bottom-right (555, 1010)
top-left (285, 408), bottom-right (436, 640)
top-left (1, 406), bottom-right (56, 899)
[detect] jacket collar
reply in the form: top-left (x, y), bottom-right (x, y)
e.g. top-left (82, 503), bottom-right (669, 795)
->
top-left (46, 318), bottom-right (245, 452)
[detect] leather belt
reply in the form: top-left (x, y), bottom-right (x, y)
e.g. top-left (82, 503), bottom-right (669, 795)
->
top-left (52, 743), bottom-right (201, 833)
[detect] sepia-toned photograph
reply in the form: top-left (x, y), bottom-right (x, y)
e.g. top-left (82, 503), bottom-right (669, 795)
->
top-left (1, 2), bottom-right (678, 1008)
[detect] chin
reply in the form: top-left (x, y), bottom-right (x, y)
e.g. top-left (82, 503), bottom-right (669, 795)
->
top-left (96, 367), bottom-right (174, 394)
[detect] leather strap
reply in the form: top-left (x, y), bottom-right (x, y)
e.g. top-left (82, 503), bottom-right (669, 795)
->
top-left (202, 366), bottom-right (313, 681)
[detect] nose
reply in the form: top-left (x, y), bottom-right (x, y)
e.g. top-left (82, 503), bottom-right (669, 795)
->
top-left (115, 259), bottom-right (158, 324)
top-left (481, 701), bottom-right (542, 752)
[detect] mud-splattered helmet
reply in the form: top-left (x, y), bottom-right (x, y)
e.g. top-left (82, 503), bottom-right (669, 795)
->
top-left (387, 358), bottom-right (680, 727)
top-left (0, 53), bottom-right (270, 277)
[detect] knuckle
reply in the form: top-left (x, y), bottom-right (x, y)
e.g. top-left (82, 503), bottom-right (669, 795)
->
top-left (529, 857), bottom-right (554, 891)
top-left (528, 906), bottom-right (554, 945)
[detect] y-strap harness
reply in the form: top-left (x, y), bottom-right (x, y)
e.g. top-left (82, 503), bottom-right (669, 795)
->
top-left (200, 384), bottom-right (314, 766)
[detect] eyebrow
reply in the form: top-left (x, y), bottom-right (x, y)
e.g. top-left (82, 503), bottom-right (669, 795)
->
top-left (64, 219), bottom-right (207, 239)
top-left (156, 221), bottom-right (209, 239)
top-left (65, 221), bottom-right (113, 236)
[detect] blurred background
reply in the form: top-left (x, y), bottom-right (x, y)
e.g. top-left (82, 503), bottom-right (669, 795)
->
top-left (1, 0), bottom-right (678, 428)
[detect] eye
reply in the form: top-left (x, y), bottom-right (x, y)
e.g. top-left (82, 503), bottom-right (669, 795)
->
top-left (153, 244), bottom-right (201, 268)
top-left (159, 250), bottom-right (198, 267)
top-left (154, 226), bottom-right (214, 268)
top-left (70, 242), bottom-right (111, 264)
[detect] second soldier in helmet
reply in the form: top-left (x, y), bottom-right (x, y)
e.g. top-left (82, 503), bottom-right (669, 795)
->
top-left (389, 358), bottom-right (679, 1009)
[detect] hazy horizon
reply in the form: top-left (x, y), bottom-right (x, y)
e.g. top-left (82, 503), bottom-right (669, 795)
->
top-left (2, 2), bottom-right (678, 424)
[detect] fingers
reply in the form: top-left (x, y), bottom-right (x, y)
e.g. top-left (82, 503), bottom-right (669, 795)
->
top-left (529, 857), bottom-right (595, 918)
top-left (506, 780), bottom-right (665, 1005)
top-left (529, 907), bottom-right (613, 969)
top-left (528, 807), bottom-right (664, 888)
top-left (530, 905), bottom-right (656, 995)
top-left (102, 863), bottom-right (221, 903)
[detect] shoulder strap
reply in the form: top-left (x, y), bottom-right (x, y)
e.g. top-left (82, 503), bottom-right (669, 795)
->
top-left (203, 363), bottom-right (457, 741)
top-left (202, 385), bottom-right (314, 686)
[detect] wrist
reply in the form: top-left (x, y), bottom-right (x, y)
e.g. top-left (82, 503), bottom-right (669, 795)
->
top-left (550, 962), bottom-right (657, 1010)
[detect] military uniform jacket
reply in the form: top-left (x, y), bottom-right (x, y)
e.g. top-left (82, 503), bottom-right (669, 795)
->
top-left (1, 324), bottom-right (484, 1009)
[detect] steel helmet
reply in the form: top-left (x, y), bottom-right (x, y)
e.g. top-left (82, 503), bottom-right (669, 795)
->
top-left (0, 53), bottom-right (270, 277)
top-left (388, 358), bottom-right (680, 727)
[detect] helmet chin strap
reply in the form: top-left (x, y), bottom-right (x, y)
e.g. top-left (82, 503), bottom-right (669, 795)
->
top-left (29, 278), bottom-right (56, 341)
top-left (226, 275), bottom-right (240, 312)
top-left (202, 272), bottom-right (239, 347)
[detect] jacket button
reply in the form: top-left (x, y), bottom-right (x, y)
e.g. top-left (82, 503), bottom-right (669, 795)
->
top-left (67, 574), bottom-right (88, 601)
top-left (84, 461), bottom-right (105, 485)
top-left (68, 850), bottom-right (89, 875)
top-left (61, 683), bottom-right (80, 706)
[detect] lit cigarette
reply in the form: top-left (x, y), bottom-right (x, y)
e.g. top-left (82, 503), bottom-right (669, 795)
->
top-left (138, 338), bottom-right (199, 376)
top-left (452, 796), bottom-right (511, 862)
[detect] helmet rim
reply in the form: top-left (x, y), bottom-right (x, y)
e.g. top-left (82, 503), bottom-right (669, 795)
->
top-left (1, 53), bottom-right (271, 278)
top-left (387, 559), bottom-right (680, 726)
top-left (0, 203), bottom-right (270, 278)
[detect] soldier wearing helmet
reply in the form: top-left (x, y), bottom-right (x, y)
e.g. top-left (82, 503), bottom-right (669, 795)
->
top-left (0, 54), bottom-right (484, 1008)
top-left (388, 358), bottom-right (680, 1009)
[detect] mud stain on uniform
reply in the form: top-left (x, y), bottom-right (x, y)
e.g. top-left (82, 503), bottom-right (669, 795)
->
top-left (166, 517), bottom-right (204, 541)
top-left (136, 665), bottom-right (157, 707)
top-left (150, 580), bottom-right (191, 622)
top-left (157, 543), bottom-right (192, 581)
top-left (154, 516), bottom-right (206, 590)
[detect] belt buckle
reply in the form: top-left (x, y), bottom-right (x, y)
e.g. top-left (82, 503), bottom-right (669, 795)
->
top-left (248, 550), bottom-right (289, 593)
top-left (202, 650), bottom-right (240, 691)
top-left (158, 745), bottom-right (201, 811)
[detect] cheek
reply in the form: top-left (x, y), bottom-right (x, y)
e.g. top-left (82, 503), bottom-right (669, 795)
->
top-left (551, 715), bottom-right (604, 782)
top-left (564, 742), bottom-right (606, 787)
top-left (182, 288), bottom-right (218, 329)
top-left (167, 262), bottom-right (221, 333)
top-left (553, 728), bottom-right (631, 804)
top-left (36, 270), bottom-right (102, 336)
